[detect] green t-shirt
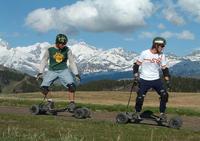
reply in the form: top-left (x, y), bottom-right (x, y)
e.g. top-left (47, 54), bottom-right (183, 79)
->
top-left (48, 46), bottom-right (69, 71)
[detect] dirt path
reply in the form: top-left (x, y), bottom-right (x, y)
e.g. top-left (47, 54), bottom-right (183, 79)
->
top-left (0, 106), bottom-right (200, 131)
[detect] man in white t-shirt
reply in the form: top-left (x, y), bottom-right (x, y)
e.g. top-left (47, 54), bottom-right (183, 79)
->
top-left (132, 37), bottom-right (171, 121)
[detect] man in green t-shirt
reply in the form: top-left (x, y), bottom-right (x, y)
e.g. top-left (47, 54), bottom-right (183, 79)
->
top-left (37, 34), bottom-right (81, 112)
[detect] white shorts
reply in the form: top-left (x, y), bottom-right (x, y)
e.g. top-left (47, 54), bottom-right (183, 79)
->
top-left (41, 69), bottom-right (74, 87)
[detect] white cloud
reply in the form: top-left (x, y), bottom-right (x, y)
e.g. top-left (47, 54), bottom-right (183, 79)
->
top-left (25, 0), bottom-right (154, 33)
top-left (140, 30), bottom-right (195, 40)
top-left (162, 7), bottom-right (185, 25)
top-left (176, 30), bottom-right (195, 40)
top-left (124, 37), bottom-right (134, 41)
top-left (157, 23), bottom-right (166, 29)
top-left (161, 30), bottom-right (195, 40)
top-left (160, 31), bottom-right (174, 38)
top-left (178, 0), bottom-right (200, 22)
top-left (25, 8), bottom-right (57, 33)
top-left (139, 32), bottom-right (156, 38)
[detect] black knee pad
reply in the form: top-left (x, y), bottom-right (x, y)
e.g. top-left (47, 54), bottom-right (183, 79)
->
top-left (67, 83), bottom-right (76, 92)
top-left (136, 92), bottom-right (145, 105)
top-left (40, 86), bottom-right (49, 95)
top-left (160, 89), bottom-right (168, 103)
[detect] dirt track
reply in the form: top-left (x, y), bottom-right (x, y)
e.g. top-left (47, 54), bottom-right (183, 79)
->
top-left (0, 106), bottom-right (200, 131)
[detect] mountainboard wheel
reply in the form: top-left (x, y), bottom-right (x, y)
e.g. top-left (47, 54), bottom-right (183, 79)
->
top-left (116, 113), bottom-right (129, 124)
top-left (168, 116), bottom-right (183, 129)
top-left (30, 105), bottom-right (40, 115)
top-left (74, 108), bottom-right (85, 119)
top-left (50, 111), bottom-right (58, 116)
top-left (82, 107), bottom-right (91, 118)
top-left (38, 104), bottom-right (48, 114)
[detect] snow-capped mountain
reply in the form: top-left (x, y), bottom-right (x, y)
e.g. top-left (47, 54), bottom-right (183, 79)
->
top-left (184, 50), bottom-right (200, 61)
top-left (70, 42), bottom-right (137, 73)
top-left (0, 39), bottom-right (50, 76)
top-left (0, 38), bottom-right (200, 78)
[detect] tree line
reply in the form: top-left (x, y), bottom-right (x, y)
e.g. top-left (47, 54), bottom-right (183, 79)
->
top-left (77, 76), bottom-right (200, 92)
top-left (0, 69), bottom-right (200, 93)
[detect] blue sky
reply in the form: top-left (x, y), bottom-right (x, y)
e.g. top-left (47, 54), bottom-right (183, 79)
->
top-left (0, 0), bottom-right (200, 56)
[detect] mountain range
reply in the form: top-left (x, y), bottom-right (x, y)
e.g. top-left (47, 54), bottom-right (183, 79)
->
top-left (0, 38), bottom-right (200, 81)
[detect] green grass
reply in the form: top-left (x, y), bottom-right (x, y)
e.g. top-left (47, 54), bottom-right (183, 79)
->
top-left (0, 94), bottom-right (200, 141)
top-left (0, 114), bottom-right (200, 141)
top-left (0, 98), bottom-right (200, 117)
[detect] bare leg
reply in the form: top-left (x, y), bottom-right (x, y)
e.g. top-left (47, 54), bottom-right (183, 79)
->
top-left (68, 91), bottom-right (75, 102)
top-left (67, 91), bottom-right (76, 112)
top-left (46, 91), bottom-right (52, 100)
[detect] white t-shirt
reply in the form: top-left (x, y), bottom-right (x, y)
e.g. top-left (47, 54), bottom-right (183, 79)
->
top-left (137, 49), bottom-right (167, 80)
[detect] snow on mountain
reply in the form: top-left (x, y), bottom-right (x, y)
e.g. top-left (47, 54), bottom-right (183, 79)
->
top-left (166, 53), bottom-right (182, 67)
top-left (0, 38), bottom-right (200, 77)
top-left (166, 50), bottom-right (200, 77)
top-left (0, 39), bottom-right (50, 76)
top-left (170, 60), bottom-right (200, 77)
top-left (184, 49), bottom-right (200, 61)
top-left (70, 42), bottom-right (138, 73)
top-left (0, 38), bottom-right (9, 48)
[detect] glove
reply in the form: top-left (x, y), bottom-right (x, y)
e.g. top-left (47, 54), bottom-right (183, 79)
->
top-left (166, 80), bottom-right (171, 91)
top-left (133, 73), bottom-right (139, 85)
top-left (36, 73), bottom-right (43, 80)
top-left (75, 74), bottom-right (81, 82)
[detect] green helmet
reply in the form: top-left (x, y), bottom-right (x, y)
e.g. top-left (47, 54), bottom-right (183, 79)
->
top-left (55, 34), bottom-right (68, 44)
top-left (153, 37), bottom-right (166, 45)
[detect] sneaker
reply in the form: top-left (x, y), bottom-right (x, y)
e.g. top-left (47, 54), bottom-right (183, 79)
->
top-left (158, 113), bottom-right (167, 122)
top-left (133, 112), bottom-right (142, 120)
top-left (67, 101), bottom-right (76, 113)
top-left (47, 99), bottom-right (53, 102)
top-left (47, 99), bottom-right (54, 110)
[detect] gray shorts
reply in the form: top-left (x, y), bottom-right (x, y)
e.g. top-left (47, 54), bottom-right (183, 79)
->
top-left (41, 69), bottom-right (74, 87)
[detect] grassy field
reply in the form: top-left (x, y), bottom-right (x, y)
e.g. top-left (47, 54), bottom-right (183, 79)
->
top-left (0, 91), bottom-right (200, 141)
top-left (1, 113), bottom-right (200, 141)
top-left (1, 91), bottom-right (200, 107)
top-left (0, 91), bottom-right (200, 115)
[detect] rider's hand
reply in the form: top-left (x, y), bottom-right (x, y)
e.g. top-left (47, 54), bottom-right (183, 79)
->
top-left (133, 73), bottom-right (139, 85)
top-left (75, 74), bottom-right (81, 82)
top-left (36, 73), bottom-right (43, 80)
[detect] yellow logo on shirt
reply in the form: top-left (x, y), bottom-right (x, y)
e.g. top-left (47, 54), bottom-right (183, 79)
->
top-left (53, 52), bottom-right (64, 63)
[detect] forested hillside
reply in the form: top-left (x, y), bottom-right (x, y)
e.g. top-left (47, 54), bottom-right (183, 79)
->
top-left (0, 65), bottom-right (200, 93)
top-left (77, 77), bottom-right (200, 92)
top-left (0, 66), bottom-right (40, 93)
